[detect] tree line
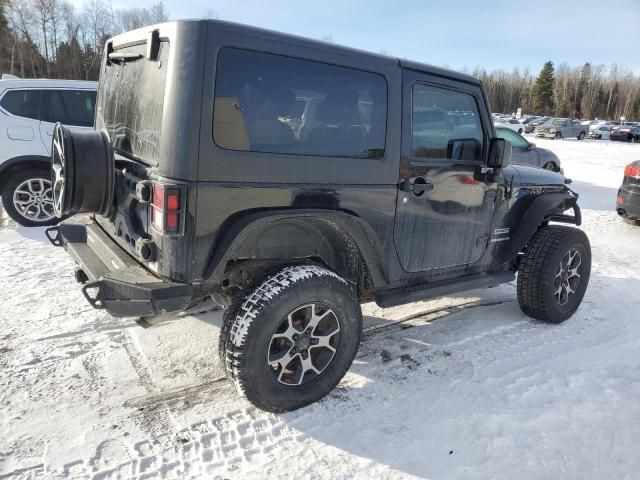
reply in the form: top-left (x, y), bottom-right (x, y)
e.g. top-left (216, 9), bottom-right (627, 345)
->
top-left (0, 0), bottom-right (168, 80)
top-left (1, 0), bottom-right (639, 121)
top-left (475, 61), bottom-right (640, 121)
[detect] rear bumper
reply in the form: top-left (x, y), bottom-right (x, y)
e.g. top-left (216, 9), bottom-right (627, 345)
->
top-left (617, 186), bottom-right (640, 219)
top-left (46, 221), bottom-right (194, 317)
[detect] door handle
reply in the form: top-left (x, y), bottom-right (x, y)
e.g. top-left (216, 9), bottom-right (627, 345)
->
top-left (399, 177), bottom-right (434, 194)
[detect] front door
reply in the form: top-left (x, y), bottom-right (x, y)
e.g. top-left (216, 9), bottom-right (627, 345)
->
top-left (393, 71), bottom-right (498, 272)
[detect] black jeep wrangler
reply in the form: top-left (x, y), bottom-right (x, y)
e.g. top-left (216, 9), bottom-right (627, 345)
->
top-left (46, 20), bottom-right (590, 412)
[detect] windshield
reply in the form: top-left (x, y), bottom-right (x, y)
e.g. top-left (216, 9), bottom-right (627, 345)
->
top-left (550, 119), bottom-right (565, 126)
top-left (96, 42), bottom-right (169, 165)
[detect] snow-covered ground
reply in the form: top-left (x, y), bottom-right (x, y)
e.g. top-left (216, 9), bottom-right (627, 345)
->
top-left (1, 138), bottom-right (640, 480)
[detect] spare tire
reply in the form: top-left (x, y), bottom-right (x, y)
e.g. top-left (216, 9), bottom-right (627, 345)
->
top-left (51, 123), bottom-right (114, 218)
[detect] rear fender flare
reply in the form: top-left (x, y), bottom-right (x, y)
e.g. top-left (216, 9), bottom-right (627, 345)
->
top-left (202, 209), bottom-right (387, 290)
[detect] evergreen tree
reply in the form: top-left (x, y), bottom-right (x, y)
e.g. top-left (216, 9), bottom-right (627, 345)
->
top-left (532, 61), bottom-right (555, 115)
top-left (576, 62), bottom-right (591, 118)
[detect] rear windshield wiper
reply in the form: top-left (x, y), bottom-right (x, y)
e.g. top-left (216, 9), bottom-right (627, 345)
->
top-left (108, 52), bottom-right (143, 63)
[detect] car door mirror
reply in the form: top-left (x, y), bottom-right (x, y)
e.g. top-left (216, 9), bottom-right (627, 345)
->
top-left (488, 137), bottom-right (511, 169)
top-left (527, 141), bottom-right (536, 150)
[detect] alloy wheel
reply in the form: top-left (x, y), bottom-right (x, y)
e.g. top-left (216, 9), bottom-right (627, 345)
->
top-left (553, 249), bottom-right (582, 306)
top-left (266, 303), bottom-right (341, 386)
top-left (12, 177), bottom-right (55, 222)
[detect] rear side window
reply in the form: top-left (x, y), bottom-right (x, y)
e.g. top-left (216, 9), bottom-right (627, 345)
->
top-left (412, 84), bottom-right (483, 161)
top-left (495, 127), bottom-right (527, 148)
top-left (213, 47), bottom-right (388, 159)
top-left (0, 89), bottom-right (42, 120)
top-left (41, 90), bottom-right (96, 127)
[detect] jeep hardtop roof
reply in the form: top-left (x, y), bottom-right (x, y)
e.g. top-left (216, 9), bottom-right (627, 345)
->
top-left (107, 19), bottom-right (481, 87)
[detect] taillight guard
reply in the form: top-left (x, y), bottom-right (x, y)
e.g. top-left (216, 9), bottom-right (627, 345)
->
top-left (151, 182), bottom-right (186, 236)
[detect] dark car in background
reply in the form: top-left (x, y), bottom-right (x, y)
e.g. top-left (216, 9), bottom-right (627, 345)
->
top-left (495, 127), bottom-right (562, 171)
top-left (617, 161), bottom-right (640, 226)
top-left (610, 126), bottom-right (640, 143)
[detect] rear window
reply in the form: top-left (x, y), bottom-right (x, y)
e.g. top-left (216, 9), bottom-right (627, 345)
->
top-left (41, 90), bottom-right (96, 127)
top-left (0, 89), bottom-right (42, 120)
top-left (96, 42), bottom-right (169, 165)
top-left (213, 47), bottom-right (388, 159)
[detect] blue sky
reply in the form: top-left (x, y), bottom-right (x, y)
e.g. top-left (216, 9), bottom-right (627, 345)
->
top-left (75, 0), bottom-right (640, 75)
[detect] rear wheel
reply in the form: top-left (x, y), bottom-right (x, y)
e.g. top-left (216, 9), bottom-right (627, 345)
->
top-left (1, 168), bottom-right (59, 227)
top-left (577, 132), bottom-right (585, 140)
top-left (517, 226), bottom-right (591, 323)
top-left (222, 265), bottom-right (362, 412)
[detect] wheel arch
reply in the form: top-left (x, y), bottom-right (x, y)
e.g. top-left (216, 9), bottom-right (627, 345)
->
top-left (495, 191), bottom-right (580, 265)
top-left (202, 209), bottom-right (388, 297)
top-left (0, 155), bottom-right (51, 192)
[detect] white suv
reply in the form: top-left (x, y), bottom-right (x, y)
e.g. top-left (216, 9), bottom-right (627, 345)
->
top-left (0, 77), bottom-right (97, 226)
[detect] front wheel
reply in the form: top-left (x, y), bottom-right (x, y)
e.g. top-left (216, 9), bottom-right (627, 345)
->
top-left (577, 132), bottom-right (585, 140)
top-left (1, 168), bottom-right (59, 227)
top-left (554, 132), bottom-right (562, 140)
top-left (517, 226), bottom-right (591, 323)
top-left (222, 265), bottom-right (362, 412)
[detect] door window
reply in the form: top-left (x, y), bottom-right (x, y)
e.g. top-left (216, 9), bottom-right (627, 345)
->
top-left (0, 89), bottom-right (42, 120)
top-left (495, 127), bottom-right (528, 148)
top-left (411, 84), bottom-right (483, 161)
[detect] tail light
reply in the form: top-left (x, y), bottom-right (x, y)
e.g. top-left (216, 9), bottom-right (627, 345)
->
top-left (151, 183), bottom-right (184, 234)
top-left (624, 164), bottom-right (640, 179)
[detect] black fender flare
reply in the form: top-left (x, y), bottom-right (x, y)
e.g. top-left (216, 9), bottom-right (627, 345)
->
top-left (202, 209), bottom-right (388, 289)
top-left (496, 191), bottom-right (580, 264)
top-left (0, 155), bottom-right (51, 189)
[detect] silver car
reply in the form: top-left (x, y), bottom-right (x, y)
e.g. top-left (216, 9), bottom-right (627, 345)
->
top-left (534, 118), bottom-right (588, 140)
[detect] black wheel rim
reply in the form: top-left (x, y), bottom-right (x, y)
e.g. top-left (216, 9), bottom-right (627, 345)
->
top-left (553, 249), bottom-right (582, 306)
top-left (266, 303), bottom-right (341, 386)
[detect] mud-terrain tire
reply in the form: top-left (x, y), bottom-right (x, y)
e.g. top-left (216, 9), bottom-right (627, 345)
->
top-left (1, 168), bottom-right (60, 227)
top-left (223, 265), bottom-right (362, 412)
top-left (517, 226), bottom-right (591, 323)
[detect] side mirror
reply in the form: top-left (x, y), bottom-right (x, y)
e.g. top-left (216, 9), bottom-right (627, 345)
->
top-left (488, 137), bottom-right (511, 169)
top-left (527, 141), bottom-right (536, 150)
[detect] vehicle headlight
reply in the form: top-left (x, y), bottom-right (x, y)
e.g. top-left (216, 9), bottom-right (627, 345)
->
top-left (549, 128), bottom-right (557, 133)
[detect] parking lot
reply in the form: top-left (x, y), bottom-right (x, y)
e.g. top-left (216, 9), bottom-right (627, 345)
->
top-left (2, 137), bottom-right (640, 479)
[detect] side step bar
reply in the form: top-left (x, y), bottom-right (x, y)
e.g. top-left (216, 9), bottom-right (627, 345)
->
top-left (375, 272), bottom-right (515, 308)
